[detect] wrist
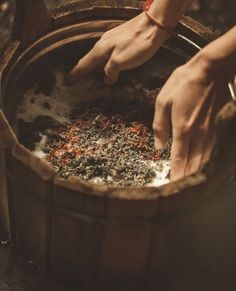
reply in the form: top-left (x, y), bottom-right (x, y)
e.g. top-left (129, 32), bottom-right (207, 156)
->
top-left (189, 50), bottom-right (214, 75)
top-left (139, 12), bottom-right (170, 46)
top-left (145, 0), bottom-right (195, 34)
top-left (148, 8), bottom-right (177, 31)
top-left (188, 49), bottom-right (233, 82)
top-left (189, 27), bottom-right (236, 81)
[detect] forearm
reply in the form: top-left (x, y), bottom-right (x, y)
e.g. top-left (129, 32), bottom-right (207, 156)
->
top-left (149, 0), bottom-right (194, 28)
top-left (191, 26), bottom-right (236, 80)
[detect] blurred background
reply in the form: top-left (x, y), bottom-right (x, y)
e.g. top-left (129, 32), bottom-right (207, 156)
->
top-left (44, 0), bottom-right (236, 36)
top-left (0, 0), bottom-right (235, 43)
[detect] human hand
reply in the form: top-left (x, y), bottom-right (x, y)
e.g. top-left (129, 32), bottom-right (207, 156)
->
top-left (153, 52), bottom-right (229, 181)
top-left (66, 12), bottom-right (169, 85)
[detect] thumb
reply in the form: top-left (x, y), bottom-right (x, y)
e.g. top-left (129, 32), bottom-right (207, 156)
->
top-left (153, 98), bottom-right (171, 150)
top-left (104, 57), bottom-right (121, 85)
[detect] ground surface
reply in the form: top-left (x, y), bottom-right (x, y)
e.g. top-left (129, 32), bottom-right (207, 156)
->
top-left (0, 238), bottom-right (66, 291)
top-left (0, 0), bottom-right (235, 290)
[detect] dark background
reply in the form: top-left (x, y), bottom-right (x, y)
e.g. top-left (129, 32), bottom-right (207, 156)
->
top-left (0, 0), bottom-right (235, 42)
top-left (46, 0), bottom-right (236, 35)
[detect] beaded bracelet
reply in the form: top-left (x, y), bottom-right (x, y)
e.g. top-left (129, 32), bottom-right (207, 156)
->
top-left (143, 0), bottom-right (177, 37)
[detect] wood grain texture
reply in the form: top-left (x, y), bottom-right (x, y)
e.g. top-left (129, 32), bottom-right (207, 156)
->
top-left (50, 206), bottom-right (103, 290)
top-left (12, 0), bottom-right (52, 47)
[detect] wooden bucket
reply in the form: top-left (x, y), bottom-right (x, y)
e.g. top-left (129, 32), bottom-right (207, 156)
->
top-left (0, 1), bottom-right (236, 290)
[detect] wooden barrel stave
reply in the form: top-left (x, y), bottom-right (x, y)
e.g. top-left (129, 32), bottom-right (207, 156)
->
top-left (4, 144), bottom-right (54, 265)
top-left (147, 175), bottom-right (236, 291)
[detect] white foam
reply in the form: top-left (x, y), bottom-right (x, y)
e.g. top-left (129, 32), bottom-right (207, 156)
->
top-left (16, 73), bottom-right (74, 123)
top-left (31, 134), bottom-right (47, 159)
top-left (147, 160), bottom-right (171, 187)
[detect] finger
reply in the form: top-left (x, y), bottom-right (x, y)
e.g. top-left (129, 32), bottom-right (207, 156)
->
top-left (104, 57), bottom-right (121, 85)
top-left (184, 129), bottom-right (205, 176)
top-left (200, 95), bottom-right (219, 169)
top-left (185, 92), bottom-right (219, 175)
top-left (201, 130), bottom-right (216, 168)
top-left (200, 108), bottom-right (217, 168)
top-left (66, 44), bottom-right (111, 85)
top-left (153, 96), bottom-right (171, 150)
top-left (170, 133), bottom-right (190, 181)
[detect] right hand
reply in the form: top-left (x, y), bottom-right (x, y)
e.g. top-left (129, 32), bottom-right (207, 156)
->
top-left (153, 51), bottom-right (229, 181)
top-left (66, 12), bottom-right (169, 85)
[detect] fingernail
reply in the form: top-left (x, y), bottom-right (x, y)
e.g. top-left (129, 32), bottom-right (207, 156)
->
top-left (154, 137), bottom-right (165, 150)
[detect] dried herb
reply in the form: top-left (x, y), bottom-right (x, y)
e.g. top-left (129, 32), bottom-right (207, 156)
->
top-left (42, 96), bottom-right (171, 187)
top-left (17, 87), bottom-right (171, 187)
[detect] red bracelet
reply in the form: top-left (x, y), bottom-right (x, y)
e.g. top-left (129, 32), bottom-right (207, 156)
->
top-left (143, 0), bottom-right (177, 36)
top-left (143, 0), bottom-right (154, 11)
